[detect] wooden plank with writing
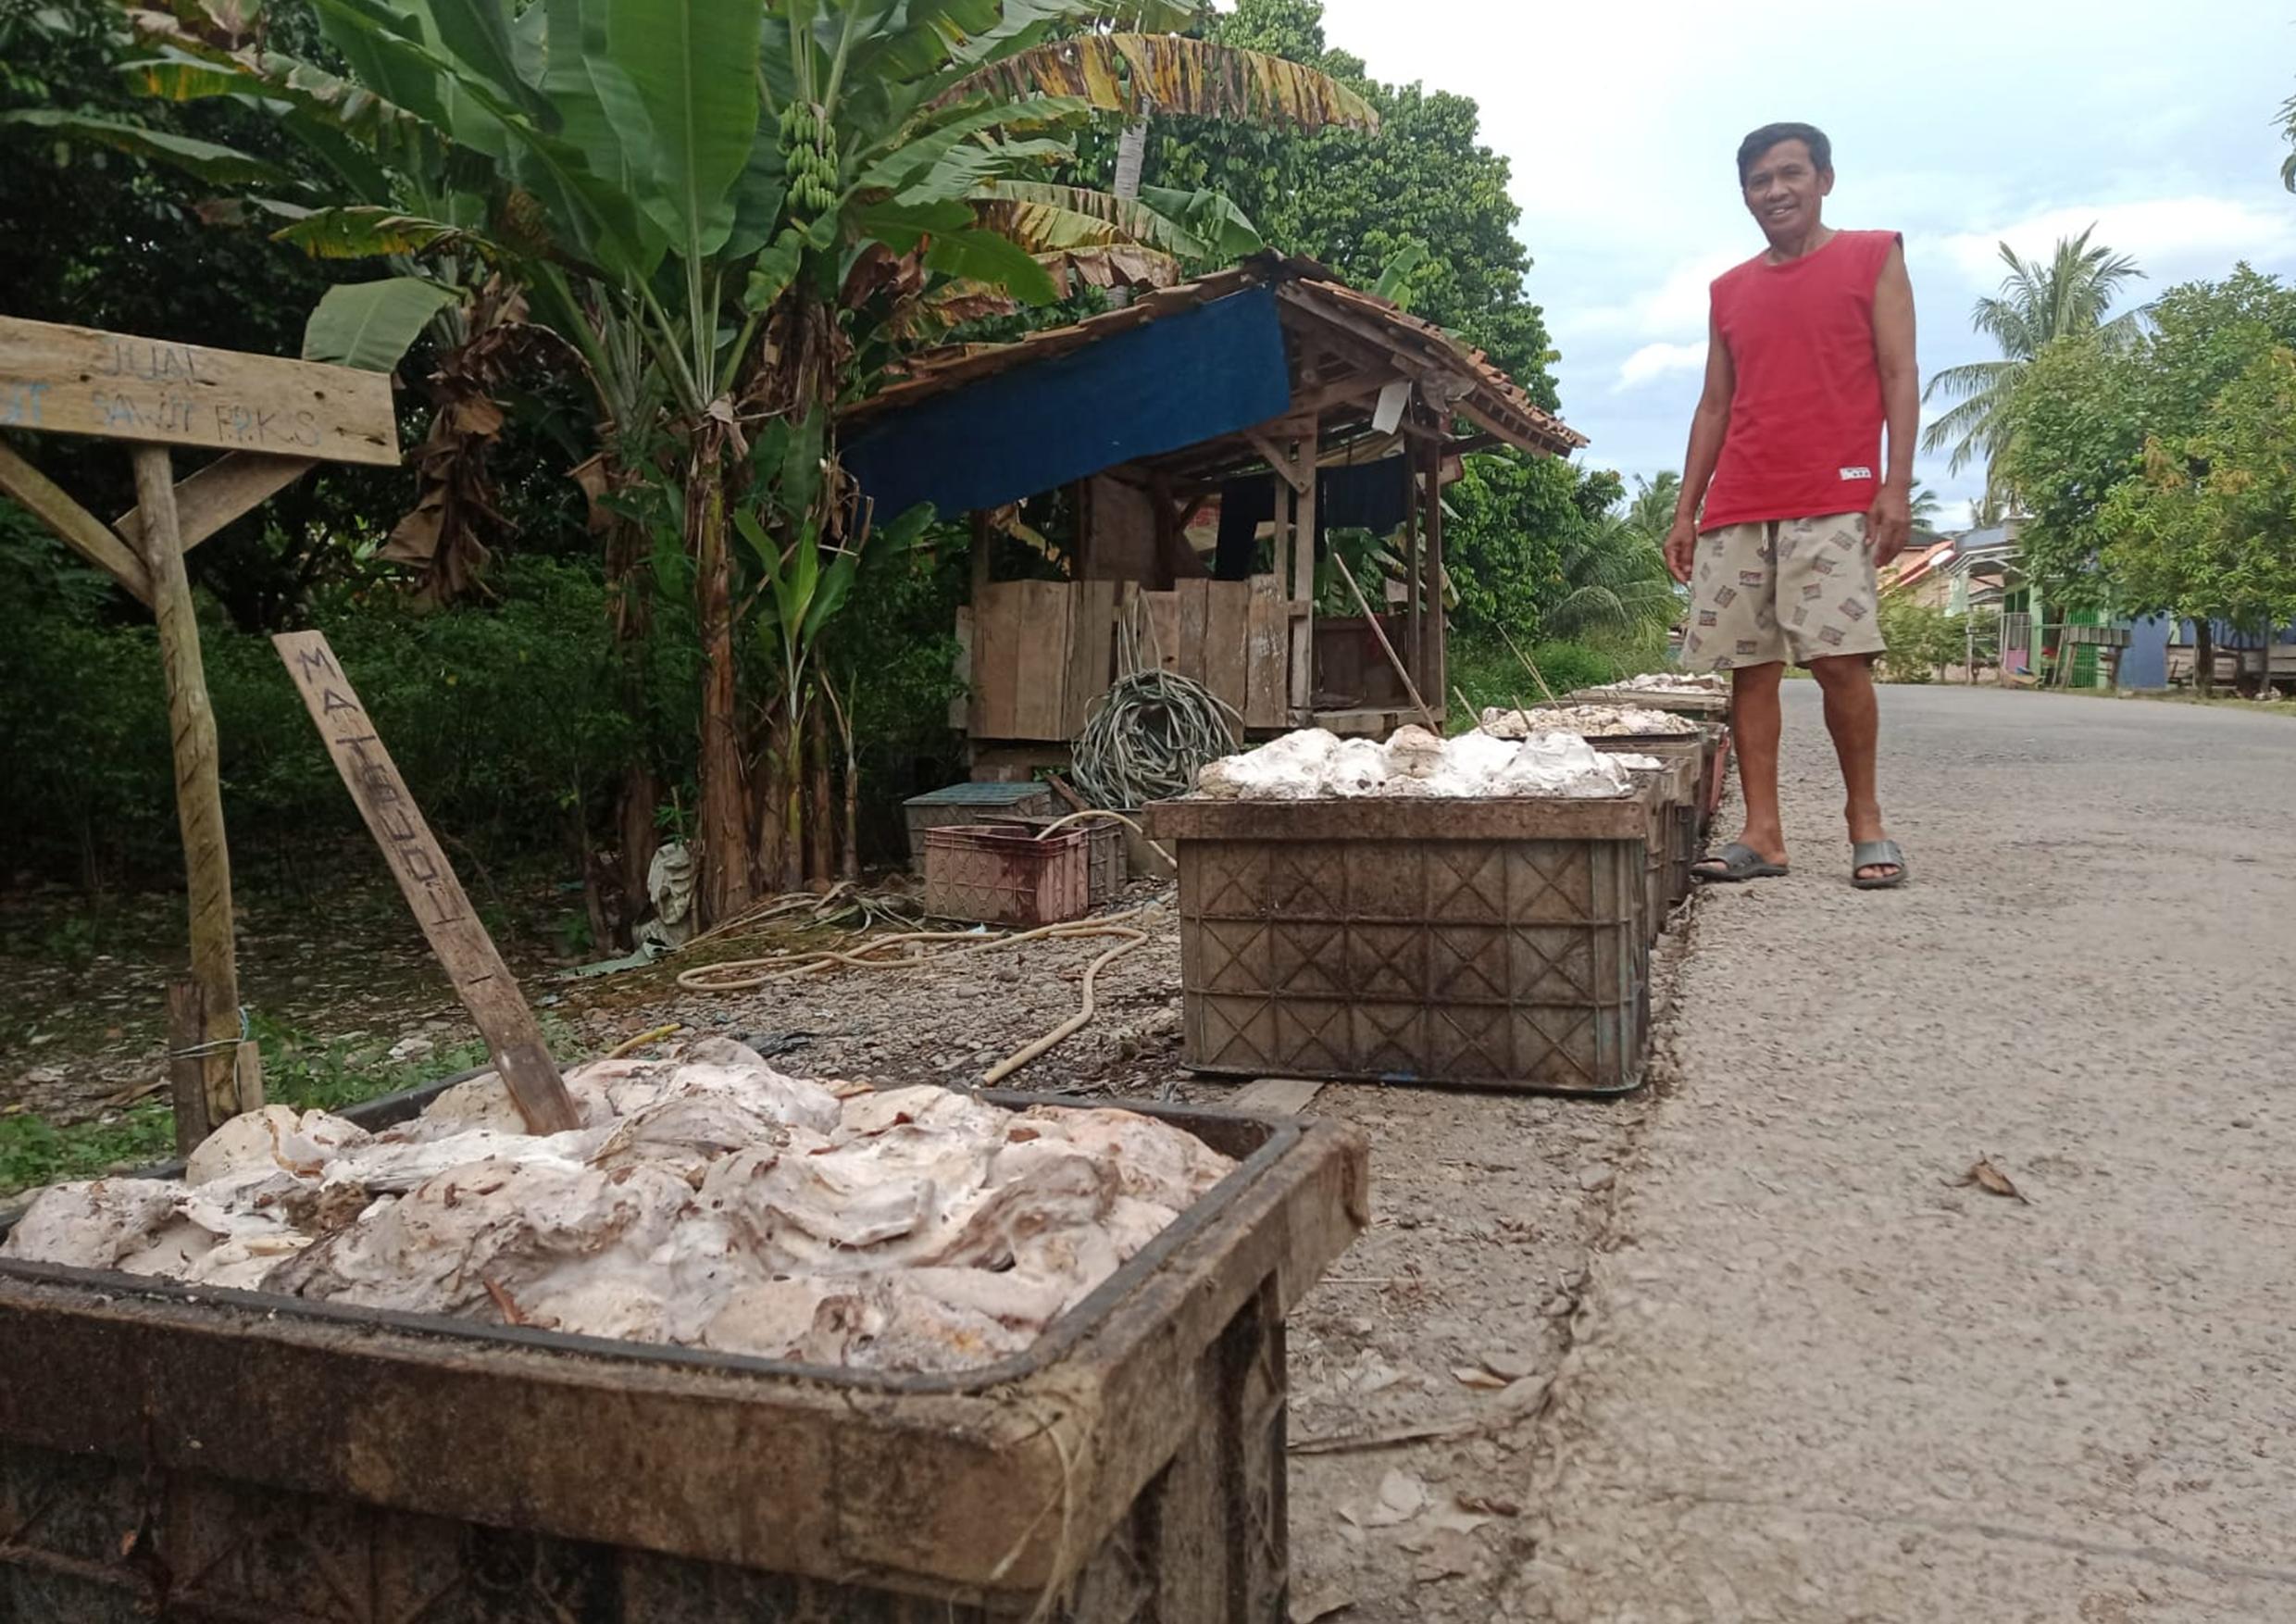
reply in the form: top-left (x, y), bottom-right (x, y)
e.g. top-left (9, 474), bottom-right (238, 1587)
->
top-left (115, 450), bottom-right (316, 553)
top-left (1203, 581), bottom-right (1250, 720)
top-left (1063, 580), bottom-right (1118, 737)
top-left (969, 583), bottom-right (1022, 736)
top-left (1144, 591), bottom-right (1181, 675)
top-left (1244, 573), bottom-right (1289, 729)
top-left (0, 315), bottom-right (399, 466)
top-left (1011, 580), bottom-right (1074, 741)
top-left (273, 631), bottom-right (580, 1134)
top-left (1175, 577), bottom-right (1211, 687)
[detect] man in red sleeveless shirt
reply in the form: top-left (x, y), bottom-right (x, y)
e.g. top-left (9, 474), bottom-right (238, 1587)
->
top-left (1664, 121), bottom-right (1915, 889)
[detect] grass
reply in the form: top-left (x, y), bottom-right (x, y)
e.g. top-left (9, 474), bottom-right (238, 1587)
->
top-left (1446, 631), bottom-right (1672, 731)
top-left (0, 1017), bottom-right (574, 1203)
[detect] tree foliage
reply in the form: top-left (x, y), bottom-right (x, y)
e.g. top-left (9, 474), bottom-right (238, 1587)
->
top-left (1130, 0), bottom-right (1555, 400)
top-left (2005, 266), bottom-right (2296, 642)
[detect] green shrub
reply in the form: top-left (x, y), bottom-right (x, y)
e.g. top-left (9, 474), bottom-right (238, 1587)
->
top-left (1877, 598), bottom-right (1965, 683)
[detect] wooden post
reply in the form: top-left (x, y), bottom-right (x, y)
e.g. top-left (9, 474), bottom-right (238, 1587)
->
top-left (1404, 455), bottom-right (1423, 696)
top-left (134, 443), bottom-right (260, 1131)
top-left (1289, 418), bottom-right (1320, 717)
top-left (1424, 443), bottom-right (1448, 717)
top-left (165, 979), bottom-right (209, 1158)
top-left (275, 631), bottom-right (581, 1134)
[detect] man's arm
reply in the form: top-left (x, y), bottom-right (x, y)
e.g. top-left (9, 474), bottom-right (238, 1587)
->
top-left (1666, 308), bottom-right (1733, 583)
top-left (1870, 242), bottom-right (1918, 567)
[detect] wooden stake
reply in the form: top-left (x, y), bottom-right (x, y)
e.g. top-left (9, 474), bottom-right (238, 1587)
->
top-left (1329, 547), bottom-right (1440, 733)
top-left (165, 979), bottom-right (210, 1158)
top-left (274, 630), bottom-right (580, 1134)
top-left (135, 443), bottom-right (258, 1136)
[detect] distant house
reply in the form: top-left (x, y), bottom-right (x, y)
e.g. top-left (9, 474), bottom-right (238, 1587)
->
top-left (1879, 534), bottom-right (1956, 608)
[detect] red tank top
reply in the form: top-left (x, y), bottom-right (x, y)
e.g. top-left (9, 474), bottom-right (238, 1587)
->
top-left (1700, 228), bottom-right (1900, 531)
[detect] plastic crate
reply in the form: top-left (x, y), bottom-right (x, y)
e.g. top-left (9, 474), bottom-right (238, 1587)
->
top-left (982, 814), bottom-right (1127, 906)
top-left (923, 823), bottom-right (1092, 926)
top-left (1620, 756), bottom-right (1699, 938)
top-left (1148, 795), bottom-right (1653, 1095)
top-left (903, 781), bottom-right (1054, 864)
top-left (0, 1082), bottom-right (1369, 1624)
top-left (1589, 731), bottom-right (1726, 837)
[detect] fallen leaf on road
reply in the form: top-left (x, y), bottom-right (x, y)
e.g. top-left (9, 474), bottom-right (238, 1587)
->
top-left (1957, 1157), bottom-right (2032, 1205)
top-left (1362, 1468), bottom-right (1428, 1528)
top-left (1289, 1574), bottom-right (1357, 1622)
top-left (1452, 1366), bottom-right (1509, 1390)
top-left (1412, 1528), bottom-right (1481, 1582)
top-left (1458, 1492), bottom-right (1521, 1518)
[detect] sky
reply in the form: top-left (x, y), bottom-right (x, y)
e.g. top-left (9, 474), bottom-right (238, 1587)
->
top-left (1310, 0), bottom-right (2296, 529)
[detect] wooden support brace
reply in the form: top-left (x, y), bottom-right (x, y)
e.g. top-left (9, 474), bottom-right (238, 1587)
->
top-left (0, 440), bottom-right (153, 603)
top-left (275, 630), bottom-right (581, 1135)
top-left (1245, 429), bottom-right (1313, 495)
top-left (115, 450), bottom-right (315, 554)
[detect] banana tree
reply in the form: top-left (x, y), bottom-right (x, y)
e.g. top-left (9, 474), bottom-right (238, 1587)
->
top-left (197, 0), bottom-right (1372, 919)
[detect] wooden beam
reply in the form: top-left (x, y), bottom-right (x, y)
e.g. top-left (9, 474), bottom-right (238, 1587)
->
top-left (0, 440), bottom-right (153, 603)
top-left (275, 630), bottom-right (581, 1136)
top-left (115, 450), bottom-right (315, 553)
top-left (135, 443), bottom-right (258, 1140)
top-left (0, 314), bottom-right (400, 465)
top-left (1245, 429), bottom-right (1312, 495)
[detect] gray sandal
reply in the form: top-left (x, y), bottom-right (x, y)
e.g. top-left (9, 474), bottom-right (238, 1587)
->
top-left (1692, 842), bottom-right (1790, 883)
top-left (1851, 839), bottom-right (1909, 890)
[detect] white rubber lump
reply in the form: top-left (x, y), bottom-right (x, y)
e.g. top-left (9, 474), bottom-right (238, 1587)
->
top-left (1193, 725), bottom-right (1648, 801)
top-left (0, 1039), bottom-right (1236, 1374)
top-left (1479, 705), bottom-right (1700, 740)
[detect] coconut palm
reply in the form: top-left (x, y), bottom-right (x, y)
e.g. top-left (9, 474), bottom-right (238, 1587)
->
top-left (1921, 228), bottom-right (2146, 491)
top-left (1545, 481), bottom-right (1683, 641)
top-left (1909, 483), bottom-right (1943, 531)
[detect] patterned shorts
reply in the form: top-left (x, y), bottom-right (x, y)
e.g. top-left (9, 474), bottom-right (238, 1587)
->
top-left (1679, 512), bottom-right (1887, 671)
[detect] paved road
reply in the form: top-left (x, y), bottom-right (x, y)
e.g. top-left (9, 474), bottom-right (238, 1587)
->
top-left (1510, 685), bottom-right (2296, 1622)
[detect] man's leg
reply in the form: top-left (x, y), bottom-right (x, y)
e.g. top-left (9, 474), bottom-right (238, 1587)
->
top-left (1725, 661), bottom-right (1788, 867)
top-left (1806, 655), bottom-right (1898, 881)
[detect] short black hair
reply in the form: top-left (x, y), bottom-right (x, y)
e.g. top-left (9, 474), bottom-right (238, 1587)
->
top-left (1737, 122), bottom-right (1831, 185)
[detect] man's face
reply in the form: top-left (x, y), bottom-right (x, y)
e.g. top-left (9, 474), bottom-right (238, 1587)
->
top-left (1741, 140), bottom-right (1833, 240)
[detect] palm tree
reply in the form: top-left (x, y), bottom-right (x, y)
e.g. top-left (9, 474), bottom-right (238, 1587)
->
top-left (1921, 228), bottom-right (2146, 495)
top-left (2280, 87), bottom-right (2296, 192)
top-left (1544, 479), bottom-right (1683, 642)
top-left (1909, 484), bottom-right (1943, 531)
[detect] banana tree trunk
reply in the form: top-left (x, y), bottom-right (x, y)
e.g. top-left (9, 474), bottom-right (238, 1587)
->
top-left (690, 437), bottom-right (754, 924)
top-left (604, 507), bottom-right (656, 944)
top-left (807, 702), bottom-right (834, 887)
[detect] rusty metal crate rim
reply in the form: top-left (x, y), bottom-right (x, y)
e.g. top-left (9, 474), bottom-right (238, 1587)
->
top-left (0, 1080), bottom-right (1313, 1399)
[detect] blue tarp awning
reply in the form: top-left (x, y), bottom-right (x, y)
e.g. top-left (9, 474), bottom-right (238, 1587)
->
top-left (843, 286), bottom-right (1292, 521)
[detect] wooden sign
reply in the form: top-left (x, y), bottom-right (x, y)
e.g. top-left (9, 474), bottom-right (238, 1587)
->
top-left (0, 315), bottom-right (400, 467)
top-left (275, 631), bottom-right (581, 1135)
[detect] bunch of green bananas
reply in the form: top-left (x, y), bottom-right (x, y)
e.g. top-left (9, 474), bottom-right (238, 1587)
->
top-left (779, 101), bottom-right (840, 222)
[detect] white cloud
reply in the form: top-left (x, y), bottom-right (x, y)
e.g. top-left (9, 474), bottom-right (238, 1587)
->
top-left (1929, 197), bottom-right (2296, 293)
top-left (1615, 342), bottom-right (1708, 393)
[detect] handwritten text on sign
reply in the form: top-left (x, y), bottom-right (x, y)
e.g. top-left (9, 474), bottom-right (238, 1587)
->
top-left (0, 316), bottom-right (401, 467)
top-left (275, 631), bottom-right (579, 1133)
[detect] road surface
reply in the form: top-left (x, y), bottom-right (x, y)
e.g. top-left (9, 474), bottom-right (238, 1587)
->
top-left (1510, 683), bottom-right (2296, 1621)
